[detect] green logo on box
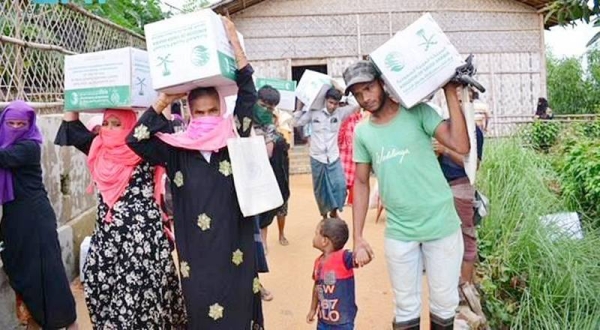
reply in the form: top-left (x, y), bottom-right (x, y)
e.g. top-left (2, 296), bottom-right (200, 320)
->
top-left (191, 45), bottom-right (210, 67)
top-left (417, 29), bottom-right (437, 52)
top-left (157, 54), bottom-right (173, 76)
top-left (385, 52), bottom-right (405, 72)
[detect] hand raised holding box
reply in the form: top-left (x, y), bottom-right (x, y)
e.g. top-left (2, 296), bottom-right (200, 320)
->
top-left (432, 81), bottom-right (469, 155)
top-left (153, 93), bottom-right (186, 114)
top-left (220, 16), bottom-right (248, 70)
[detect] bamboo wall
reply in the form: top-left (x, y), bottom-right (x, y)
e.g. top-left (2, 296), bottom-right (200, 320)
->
top-left (230, 0), bottom-right (546, 136)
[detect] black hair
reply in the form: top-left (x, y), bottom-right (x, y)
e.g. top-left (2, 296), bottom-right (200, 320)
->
top-left (472, 91), bottom-right (479, 100)
top-left (188, 87), bottom-right (219, 106)
top-left (319, 217), bottom-right (349, 251)
top-left (536, 97), bottom-right (548, 116)
top-left (257, 85), bottom-right (281, 107)
top-left (325, 87), bottom-right (343, 102)
top-left (171, 101), bottom-right (182, 115)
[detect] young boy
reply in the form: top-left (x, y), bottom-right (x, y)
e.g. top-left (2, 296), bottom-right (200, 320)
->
top-left (307, 218), bottom-right (357, 329)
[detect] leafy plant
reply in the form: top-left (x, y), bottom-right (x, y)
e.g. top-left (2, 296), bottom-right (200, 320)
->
top-left (546, 50), bottom-right (600, 115)
top-left (71, 0), bottom-right (171, 36)
top-left (545, 0), bottom-right (600, 46)
top-left (559, 139), bottom-right (600, 226)
top-left (477, 139), bottom-right (600, 329)
top-left (524, 120), bottom-right (561, 151)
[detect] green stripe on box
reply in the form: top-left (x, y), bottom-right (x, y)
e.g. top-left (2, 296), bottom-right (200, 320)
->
top-left (256, 78), bottom-right (296, 92)
top-left (218, 51), bottom-right (236, 81)
top-left (65, 86), bottom-right (131, 111)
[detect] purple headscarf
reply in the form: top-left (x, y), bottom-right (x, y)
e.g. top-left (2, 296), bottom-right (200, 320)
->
top-left (0, 100), bottom-right (43, 204)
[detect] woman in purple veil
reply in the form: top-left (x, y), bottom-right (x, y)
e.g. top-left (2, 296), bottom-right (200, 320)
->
top-left (0, 101), bottom-right (78, 330)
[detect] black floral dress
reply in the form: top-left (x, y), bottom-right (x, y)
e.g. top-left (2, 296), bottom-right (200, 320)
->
top-left (55, 121), bottom-right (187, 330)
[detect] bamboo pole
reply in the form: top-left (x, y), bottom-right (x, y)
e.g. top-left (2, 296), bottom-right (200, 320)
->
top-left (14, 1), bottom-right (25, 100)
top-left (0, 35), bottom-right (78, 55)
top-left (0, 101), bottom-right (63, 109)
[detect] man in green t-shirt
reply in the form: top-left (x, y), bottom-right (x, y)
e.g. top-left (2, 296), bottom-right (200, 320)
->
top-left (343, 61), bottom-right (469, 330)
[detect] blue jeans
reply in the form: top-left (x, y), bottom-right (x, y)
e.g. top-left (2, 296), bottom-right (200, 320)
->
top-left (317, 320), bottom-right (354, 330)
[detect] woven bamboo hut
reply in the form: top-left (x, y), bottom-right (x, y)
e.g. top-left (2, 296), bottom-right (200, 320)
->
top-left (213, 0), bottom-right (556, 137)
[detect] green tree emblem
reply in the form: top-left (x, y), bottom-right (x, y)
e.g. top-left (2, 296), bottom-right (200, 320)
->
top-left (157, 54), bottom-right (173, 76)
top-left (385, 52), bottom-right (405, 72)
top-left (191, 46), bottom-right (210, 67)
top-left (135, 77), bottom-right (146, 96)
top-left (417, 29), bottom-right (438, 51)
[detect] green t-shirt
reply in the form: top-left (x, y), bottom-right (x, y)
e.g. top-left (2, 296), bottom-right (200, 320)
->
top-left (353, 103), bottom-right (460, 242)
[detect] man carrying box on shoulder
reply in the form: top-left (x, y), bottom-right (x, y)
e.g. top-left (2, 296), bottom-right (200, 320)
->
top-left (293, 87), bottom-right (359, 219)
top-left (346, 61), bottom-right (469, 330)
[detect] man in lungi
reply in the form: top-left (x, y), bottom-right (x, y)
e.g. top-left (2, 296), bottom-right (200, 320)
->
top-left (294, 87), bottom-right (359, 219)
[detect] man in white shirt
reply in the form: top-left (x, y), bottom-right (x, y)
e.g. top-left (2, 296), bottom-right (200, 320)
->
top-left (294, 87), bottom-right (359, 218)
top-left (472, 91), bottom-right (491, 132)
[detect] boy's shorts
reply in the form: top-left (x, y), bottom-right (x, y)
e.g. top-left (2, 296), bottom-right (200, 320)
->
top-left (317, 321), bottom-right (354, 330)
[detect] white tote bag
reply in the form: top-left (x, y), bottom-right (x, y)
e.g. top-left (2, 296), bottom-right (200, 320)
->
top-left (227, 125), bottom-right (284, 217)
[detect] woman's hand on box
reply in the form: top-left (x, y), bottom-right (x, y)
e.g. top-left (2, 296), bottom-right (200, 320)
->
top-left (221, 16), bottom-right (237, 39)
top-left (153, 93), bottom-right (186, 114)
top-left (220, 16), bottom-right (248, 69)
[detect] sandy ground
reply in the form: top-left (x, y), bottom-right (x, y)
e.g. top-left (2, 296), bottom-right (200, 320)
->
top-left (71, 174), bottom-right (431, 329)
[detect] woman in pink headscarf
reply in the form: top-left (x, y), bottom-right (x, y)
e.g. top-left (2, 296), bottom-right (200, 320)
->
top-left (0, 101), bottom-right (78, 330)
top-left (54, 109), bottom-right (186, 329)
top-left (126, 16), bottom-right (264, 330)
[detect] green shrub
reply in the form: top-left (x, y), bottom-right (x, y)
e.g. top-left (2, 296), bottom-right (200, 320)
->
top-left (559, 139), bottom-right (600, 226)
top-left (477, 139), bottom-right (600, 329)
top-left (524, 120), bottom-right (561, 151)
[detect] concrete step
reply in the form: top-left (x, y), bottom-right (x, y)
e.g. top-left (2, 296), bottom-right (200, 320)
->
top-left (289, 146), bottom-right (311, 175)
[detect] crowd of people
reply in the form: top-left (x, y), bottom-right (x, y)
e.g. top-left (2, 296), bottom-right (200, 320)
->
top-left (0, 16), bottom-right (496, 330)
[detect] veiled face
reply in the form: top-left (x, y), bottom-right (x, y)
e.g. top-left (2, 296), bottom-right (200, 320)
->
top-left (190, 94), bottom-right (220, 119)
top-left (6, 119), bottom-right (28, 129)
top-left (102, 116), bottom-right (123, 131)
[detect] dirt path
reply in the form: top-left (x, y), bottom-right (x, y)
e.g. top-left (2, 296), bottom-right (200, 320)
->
top-left (71, 174), bottom-right (431, 329)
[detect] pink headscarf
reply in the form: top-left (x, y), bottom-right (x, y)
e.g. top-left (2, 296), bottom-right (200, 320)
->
top-left (85, 115), bottom-right (103, 133)
top-left (87, 110), bottom-right (165, 222)
top-left (156, 91), bottom-right (236, 152)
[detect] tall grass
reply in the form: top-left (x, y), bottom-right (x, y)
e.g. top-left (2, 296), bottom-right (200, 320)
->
top-left (477, 139), bottom-right (600, 329)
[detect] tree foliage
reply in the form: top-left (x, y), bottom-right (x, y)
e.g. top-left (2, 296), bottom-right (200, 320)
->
top-left (546, 0), bottom-right (600, 46)
top-left (73, 0), bottom-right (171, 35)
top-left (546, 50), bottom-right (600, 114)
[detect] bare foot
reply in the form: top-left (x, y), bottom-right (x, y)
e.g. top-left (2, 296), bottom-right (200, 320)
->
top-left (260, 286), bottom-right (274, 302)
top-left (279, 236), bottom-right (289, 246)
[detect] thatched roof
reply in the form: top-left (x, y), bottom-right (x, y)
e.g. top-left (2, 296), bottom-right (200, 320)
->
top-left (212, 0), bottom-right (558, 27)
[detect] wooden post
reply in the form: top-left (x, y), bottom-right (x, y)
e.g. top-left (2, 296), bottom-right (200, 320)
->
top-left (356, 14), bottom-right (361, 59)
top-left (539, 13), bottom-right (547, 98)
top-left (389, 11), bottom-right (393, 37)
top-left (14, 0), bottom-right (25, 100)
top-left (490, 60), bottom-right (498, 137)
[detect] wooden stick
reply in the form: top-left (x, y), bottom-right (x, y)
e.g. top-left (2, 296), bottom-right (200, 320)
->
top-left (0, 35), bottom-right (78, 55)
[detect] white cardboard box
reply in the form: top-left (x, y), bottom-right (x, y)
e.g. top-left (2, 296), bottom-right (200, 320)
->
top-left (144, 9), bottom-right (244, 94)
top-left (369, 13), bottom-right (464, 109)
top-left (255, 78), bottom-right (297, 111)
top-left (295, 70), bottom-right (332, 110)
top-left (64, 47), bottom-right (157, 111)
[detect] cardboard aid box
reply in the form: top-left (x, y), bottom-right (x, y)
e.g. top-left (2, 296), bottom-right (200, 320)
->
top-left (144, 9), bottom-right (245, 94)
top-left (295, 70), bottom-right (332, 110)
top-left (64, 47), bottom-right (157, 111)
top-left (369, 13), bottom-right (464, 109)
top-left (255, 78), bottom-right (297, 111)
